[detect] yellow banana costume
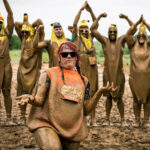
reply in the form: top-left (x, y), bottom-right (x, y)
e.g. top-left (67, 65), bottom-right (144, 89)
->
top-left (79, 20), bottom-right (92, 50)
top-left (138, 22), bottom-right (147, 37)
top-left (50, 22), bottom-right (66, 47)
top-left (0, 13), bottom-right (7, 41)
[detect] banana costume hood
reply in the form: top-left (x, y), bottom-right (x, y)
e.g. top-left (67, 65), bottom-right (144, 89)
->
top-left (79, 20), bottom-right (92, 50)
top-left (50, 22), bottom-right (66, 47)
top-left (109, 24), bottom-right (118, 39)
top-left (0, 13), bottom-right (7, 41)
top-left (138, 22), bottom-right (147, 38)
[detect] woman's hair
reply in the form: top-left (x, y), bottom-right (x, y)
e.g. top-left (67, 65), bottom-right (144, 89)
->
top-left (58, 41), bottom-right (85, 85)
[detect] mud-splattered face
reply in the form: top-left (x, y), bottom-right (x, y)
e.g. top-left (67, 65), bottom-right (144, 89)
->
top-left (108, 28), bottom-right (117, 42)
top-left (22, 30), bottom-right (30, 40)
top-left (54, 27), bottom-right (63, 38)
top-left (59, 44), bottom-right (77, 70)
top-left (137, 34), bottom-right (146, 45)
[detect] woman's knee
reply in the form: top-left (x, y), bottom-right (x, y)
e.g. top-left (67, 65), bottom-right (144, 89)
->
top-left (33, 127), bottom-right (62, 150)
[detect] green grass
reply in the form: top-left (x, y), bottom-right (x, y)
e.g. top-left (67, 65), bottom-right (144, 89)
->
top-left (10, 42), bottom-right (130, 66)
top-left (10, 50), bottom-right (49, 64)
top-left (10, 50), bottom-right (21, 63)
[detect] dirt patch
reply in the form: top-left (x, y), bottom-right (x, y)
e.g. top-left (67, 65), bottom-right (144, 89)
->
top-left (0, 64), bottom-right (150, 150)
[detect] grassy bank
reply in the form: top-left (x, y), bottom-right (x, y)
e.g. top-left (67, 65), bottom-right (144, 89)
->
top-left (10, 41), bottom-right (130, 66)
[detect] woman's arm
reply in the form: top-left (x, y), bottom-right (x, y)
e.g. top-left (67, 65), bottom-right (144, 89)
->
top-left (85, 2), bottom-right (96, 22)
top-left (126, 16), bottom-right (142, 49)
top-left (3, 0), bottom-right (14, 38)
top-left (72, 1), bottom-right (87, 37)
top-left (90, 13), bottom-right (107, 45)
top-left (15, 22), bottom-right (23, 40)
top-left (84, 82), bottom-right (111, 116)
top-left (16, 72), bottom-right (50, 107)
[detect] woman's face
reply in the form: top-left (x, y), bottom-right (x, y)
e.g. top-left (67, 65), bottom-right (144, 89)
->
top-left (59, 44), bottom-right (77, 70)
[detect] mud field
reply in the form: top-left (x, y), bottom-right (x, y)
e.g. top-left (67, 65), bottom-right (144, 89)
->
top-left (0, 64), bottom-right (150, 150)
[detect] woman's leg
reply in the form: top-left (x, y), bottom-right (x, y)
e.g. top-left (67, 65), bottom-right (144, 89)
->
top-left (33, 127), bottom-right (62, 150)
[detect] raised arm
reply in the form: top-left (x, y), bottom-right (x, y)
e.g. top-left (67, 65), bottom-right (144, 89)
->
top-left (32, 19), bottom-right (45, 41)
top-left (15, 22), bottom-right (23, 40)
top-left (72, 1), bottom-right (87, 37)
top-left (33, 25), bottom-right (44, 49)
top-left (90, 13), bottom-right (107, 45)
top-left (126, 16), bottom-right (143, 49)
top-left (85, 2), bottom-right (98, 38)
top-left (85, 2), bottom-right (96, 22)
top-left (142, 16), bottom-right (150, 32)
top-left (118, 14), bottom-right (134, 46)
top-left (119, 14), bottom-right (134, 26)
top-left (3, 0), bottom-right (14, 38)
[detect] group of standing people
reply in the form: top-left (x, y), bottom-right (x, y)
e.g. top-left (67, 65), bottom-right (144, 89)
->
top-left (1, 0), bottom-right (150, 149)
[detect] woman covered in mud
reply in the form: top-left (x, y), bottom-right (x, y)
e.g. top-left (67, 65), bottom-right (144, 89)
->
top-left (126, 15), bottom-right (150, 127)
top-left (16, 41), bottom-right (112, 150)
top-left (69, 1), bottom-right (99, 125)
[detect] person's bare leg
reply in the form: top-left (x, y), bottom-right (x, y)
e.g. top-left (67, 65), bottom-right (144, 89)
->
top-left (33, 127), bottom-right (62, 150)
top-left (143, 101), bottom-right (150, 127)
top-left (133, 100), bottom-right (141, 127)
top-left (116, 98), bottom-right (126, 126)
top-left (90, 109), bottom-right (96, 126)
top-left (104, 96), bottom-right (112, 125)
top-left (2, 63), bottom-right (14, 125)
top-left (17, 71), bottom-right (27, 125)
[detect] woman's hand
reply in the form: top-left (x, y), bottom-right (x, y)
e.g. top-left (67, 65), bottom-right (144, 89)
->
top-left (16, 94), bottom-right (34, 106)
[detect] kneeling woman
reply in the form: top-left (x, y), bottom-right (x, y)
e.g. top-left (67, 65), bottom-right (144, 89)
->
top-left (16, 41), bottom-right (111, 150)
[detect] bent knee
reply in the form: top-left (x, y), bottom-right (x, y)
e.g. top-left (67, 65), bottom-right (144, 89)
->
top-left (2, 88), bottom-right (11, 97)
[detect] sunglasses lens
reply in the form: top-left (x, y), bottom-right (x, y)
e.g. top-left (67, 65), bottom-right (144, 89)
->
top-left (0, 22), bottom-right (3, 25)
top-left (22, 31), bottom-right (29, 34)
top-left (138, 35), bottom-right (146, 39)
top-left (109, 31), bottom-right (117, 33)
top-left (80, 30), bottom-right (88, 33)
top-left (70, 52), bottom-right (77, 57)
top-left (61, 52), bottom-right (68, 58)
top-left (61, 52), bottom-right (77, 58)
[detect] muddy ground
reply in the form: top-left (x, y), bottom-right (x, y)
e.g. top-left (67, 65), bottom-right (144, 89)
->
top-left (0, 64), bottom-right (150, 150)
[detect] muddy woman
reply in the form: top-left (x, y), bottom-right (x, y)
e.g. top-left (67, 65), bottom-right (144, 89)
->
top-left (90, 13), bottom-right (134, 126)
top-left (0, 0), bottom-right (14, 125)
top-left (16, 41), bottom-right (112, 150)
top-left (126, 15), bottom-right (150, 127)
top-left (69, 1), bottom-right (99, 125)
top-left (15, 16), bottom-right (44, 124)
